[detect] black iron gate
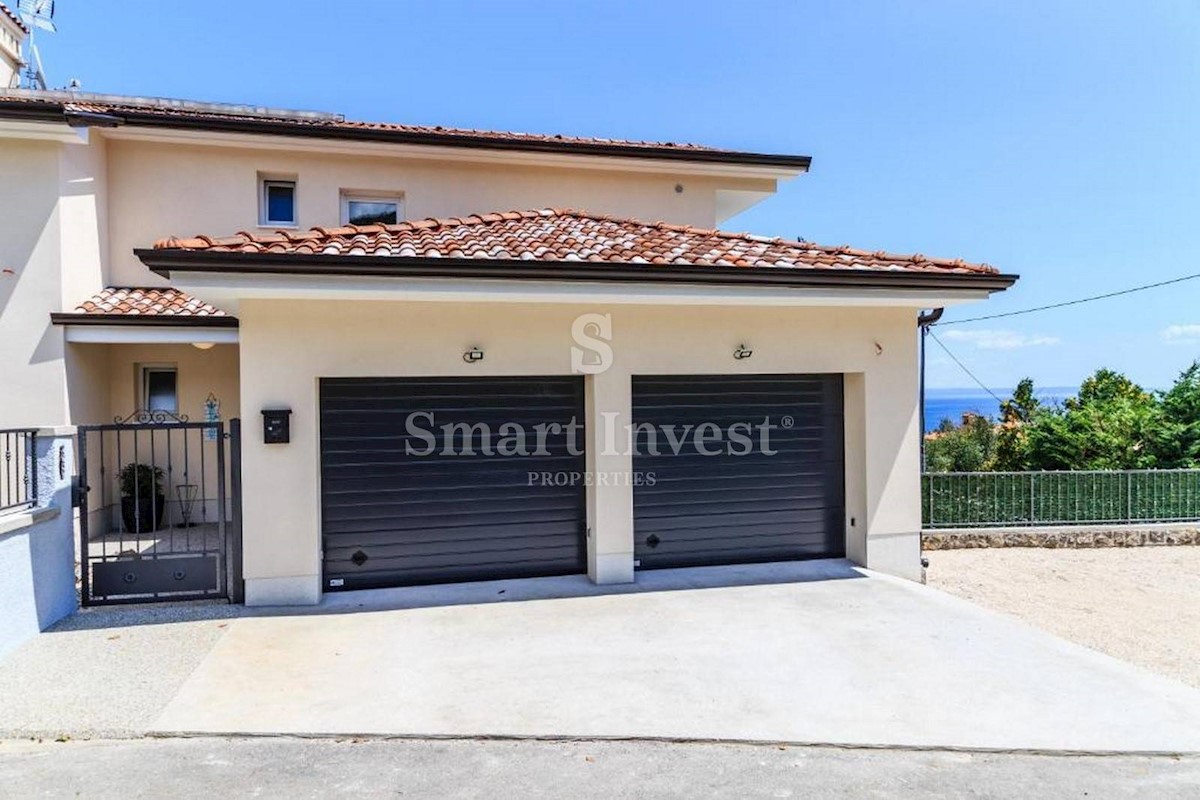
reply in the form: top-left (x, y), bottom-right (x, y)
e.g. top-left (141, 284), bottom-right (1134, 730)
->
top-left (76, 412), bottom-right (243, 606)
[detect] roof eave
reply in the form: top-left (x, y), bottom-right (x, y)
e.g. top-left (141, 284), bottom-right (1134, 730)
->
top-left (0, 101), bottom-right (812, 171)
top-left (135, 249), bottom-right (1018, 294)
top-left (0, 6), bottom-right (27, 34)
top-left (50, 312), bottom-right (239, 328)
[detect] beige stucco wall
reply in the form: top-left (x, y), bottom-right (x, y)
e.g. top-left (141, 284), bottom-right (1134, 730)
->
top-left (58, 135), bottom-right (108, 310)
top-left (0, 139), bottom-right (66, 428)
top-left (65, 342), bottom-right (110, 425)
top-left (104, 139), bottom-right (771, 287)
top-left (0, 134), bottom-right (108, 429)
top-left (237, 299), bottom-right (921, 604)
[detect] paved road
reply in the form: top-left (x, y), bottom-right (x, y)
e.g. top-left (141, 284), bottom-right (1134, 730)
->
top-left (0, 737), bottom-right (1196, 799)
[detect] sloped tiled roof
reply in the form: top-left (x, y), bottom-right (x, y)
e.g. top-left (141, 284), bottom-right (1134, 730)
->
top-left (51, 287), bottom-right (236, 326)
top-left (0, 92), bottom-right (809, 169)
top-left (64, 100), bottom-right (719, 152)
top-left (152, 208), bottom-right (999, 276)
top-left (73, 287), bottom-right (229, 317)
top-left (0, 3), bottom-right (28, 33)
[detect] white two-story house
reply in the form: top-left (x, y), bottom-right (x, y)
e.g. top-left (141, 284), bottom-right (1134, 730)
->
top-left (0, 42), bottom-right (1014, 605)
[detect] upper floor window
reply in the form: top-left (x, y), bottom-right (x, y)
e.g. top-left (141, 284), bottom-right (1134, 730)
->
top-left (341, 193), bottom-right (402, 226)
top-left (260, 178), bottom-right (297, 226)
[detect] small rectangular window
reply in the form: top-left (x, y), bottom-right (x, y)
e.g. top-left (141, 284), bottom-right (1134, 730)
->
top-left (143, 367), bottom-right (178, 413)
top-left (341, 194), bottom-right (402, 226)
top-left (262, 179), bottom-right (297, 226)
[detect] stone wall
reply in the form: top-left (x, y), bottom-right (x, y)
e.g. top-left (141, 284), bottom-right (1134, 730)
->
top-left (923, 525), bottom-right (1200, 551)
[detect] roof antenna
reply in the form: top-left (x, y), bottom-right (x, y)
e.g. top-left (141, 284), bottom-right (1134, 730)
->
top-left (16, 0), bottom-right (56, 91)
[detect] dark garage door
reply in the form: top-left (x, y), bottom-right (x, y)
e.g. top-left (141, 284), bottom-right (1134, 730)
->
top-left (320, 377), bottom-right (587, 590)
top-left (632, 374), bottom-right (845, 570)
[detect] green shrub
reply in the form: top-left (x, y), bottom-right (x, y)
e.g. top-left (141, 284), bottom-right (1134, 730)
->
top-left (119, 463), bottom-right (164, 497)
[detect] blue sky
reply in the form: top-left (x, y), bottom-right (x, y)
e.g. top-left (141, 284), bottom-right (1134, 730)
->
top-left (28, 1), bottom-right (1200, 391)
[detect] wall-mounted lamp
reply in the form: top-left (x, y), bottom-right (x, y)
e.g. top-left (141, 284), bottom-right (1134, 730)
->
top-left (191, 342), bottom-right (215, 351)
top-left (733, 344), bottom-right (754, 360)
top-left (463, 347), bottom-right (485, 363)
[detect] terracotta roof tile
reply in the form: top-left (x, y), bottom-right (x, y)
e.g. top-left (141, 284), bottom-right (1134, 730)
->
top-left (0, 3), bottom-right (27, 33)
top-left (0, 93), bottom-right (805, 166)
top-left (69, 287), bottom-right (230, 318)
top-left (77, 100), bottom-right (710, 151)
top-left (152, 208), bottom-right (999, 276)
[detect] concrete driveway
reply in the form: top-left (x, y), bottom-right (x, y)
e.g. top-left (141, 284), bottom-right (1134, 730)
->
top-left (4, 560), bottom-right (1200, 751)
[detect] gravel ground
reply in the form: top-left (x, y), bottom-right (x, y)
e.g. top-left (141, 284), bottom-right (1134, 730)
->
top-left (0, 602), bottom-right (242, 738)
top-left (1, 737), bottom-right (1197, 799)
top-left (926, 547), bottom-right (1200, 688)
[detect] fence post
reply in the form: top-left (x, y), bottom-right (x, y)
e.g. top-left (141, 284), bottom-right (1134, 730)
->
top-left (1126, 472), bottom-right (1132, 523)
top-left (228, 418), bottom-right (244, 604)
top-left (28, 430), bottom-right (37, 507)
top-left (31, 428), bottom-right (77, 623)
top-left (1030, 472), bottom-right (1036, 525)
top-left (927, 474), bottom-right (934, 529)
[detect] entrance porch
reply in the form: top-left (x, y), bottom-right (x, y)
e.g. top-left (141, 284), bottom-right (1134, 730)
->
top-left (55, 303), bottom-right (242, 604)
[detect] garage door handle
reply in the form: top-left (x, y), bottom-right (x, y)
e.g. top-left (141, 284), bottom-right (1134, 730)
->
top-left (645, 534), bottom-right (660, 549)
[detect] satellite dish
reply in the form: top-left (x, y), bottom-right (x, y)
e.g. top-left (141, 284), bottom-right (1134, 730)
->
top-left (16, 0), bottom-right (56, 90)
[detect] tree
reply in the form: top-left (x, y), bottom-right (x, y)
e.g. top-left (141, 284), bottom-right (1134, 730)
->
top-left (925, 412), bottom-right (996, 472)
top-left (1022, 369), bottom-right (1162, 470)
top-left (1151, 361), bottom-right (1200, 467)
top-left (993, 378), bottom-right (1040, 471)
top-left (926, 365), bottom-right (1200, 473)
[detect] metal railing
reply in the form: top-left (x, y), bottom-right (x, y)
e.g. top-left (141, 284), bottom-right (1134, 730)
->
top-left (922, 469), bottom-right (1200, 529)
top-left (0, 428), bottom-right (37, 514)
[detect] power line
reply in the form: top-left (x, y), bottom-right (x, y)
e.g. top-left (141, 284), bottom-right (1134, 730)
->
top-left (927, 331), bottom-right (1005, 404)
top-left (935, 270), bottom-right (1200, 326)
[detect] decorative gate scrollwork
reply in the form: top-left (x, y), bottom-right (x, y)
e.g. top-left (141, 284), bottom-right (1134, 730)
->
top-left (113, 409), bottom-right (190, 425)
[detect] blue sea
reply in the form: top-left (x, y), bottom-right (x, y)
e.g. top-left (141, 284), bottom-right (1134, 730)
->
top-left (924, 387), bottom-right (1075, 433)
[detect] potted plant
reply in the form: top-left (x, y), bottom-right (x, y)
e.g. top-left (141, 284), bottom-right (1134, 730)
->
top-left (119, 463), bottom-right (166, 534)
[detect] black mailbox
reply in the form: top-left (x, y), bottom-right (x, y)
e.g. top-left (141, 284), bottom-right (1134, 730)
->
top-left (262, 408), bottom-right (291, 444)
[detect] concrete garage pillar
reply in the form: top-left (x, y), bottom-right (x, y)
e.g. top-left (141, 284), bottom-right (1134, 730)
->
top-left (846, 356), bottom-right (925, 583)
top-left (583, 370), bottom-right (635, 583)
top-left (842, 374), bottom-right (869, 567)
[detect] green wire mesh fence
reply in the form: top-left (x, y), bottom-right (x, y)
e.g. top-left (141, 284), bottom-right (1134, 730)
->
top-left (922, 470), bottom-right (1200, 528)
